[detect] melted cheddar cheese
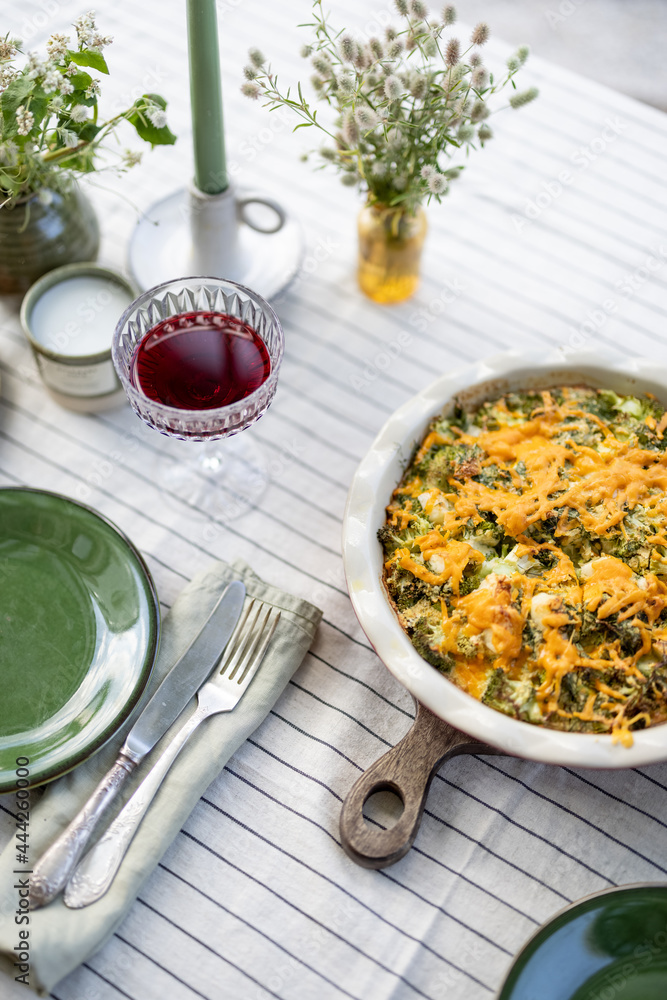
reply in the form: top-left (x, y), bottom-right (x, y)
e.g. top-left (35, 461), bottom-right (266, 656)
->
top-left (380, 386), bottom-right (667, 746)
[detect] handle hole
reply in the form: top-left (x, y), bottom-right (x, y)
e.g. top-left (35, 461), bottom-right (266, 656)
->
top-left (363, 787), bottom-right (404, 830)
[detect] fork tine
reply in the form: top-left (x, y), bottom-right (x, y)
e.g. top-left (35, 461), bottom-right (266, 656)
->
top-left (224, 600), bottom-right (264, 680)
top-left (236, 609), bottom-right (281, 686)
top-left (217, 598), bottom-right (254, 673)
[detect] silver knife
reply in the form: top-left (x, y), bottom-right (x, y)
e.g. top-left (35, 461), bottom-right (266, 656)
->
top-left (29, 579), bottom-right (246, 909)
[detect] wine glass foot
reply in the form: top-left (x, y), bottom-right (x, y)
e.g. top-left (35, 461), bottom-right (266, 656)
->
top-left (155, 432), bottom-right (269, 523)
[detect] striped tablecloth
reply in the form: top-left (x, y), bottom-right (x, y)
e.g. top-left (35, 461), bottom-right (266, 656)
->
top-left (2, 1), bottom-right (667, 998)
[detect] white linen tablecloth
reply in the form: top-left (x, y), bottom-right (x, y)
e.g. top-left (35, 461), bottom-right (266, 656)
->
top-left (2, 1), bottom-right (667, 997)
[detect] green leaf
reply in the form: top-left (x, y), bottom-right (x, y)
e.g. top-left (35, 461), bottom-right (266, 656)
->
top-left (126, 93), bottom-right (176, 147)
top-left (1, 75), bottom-right (35, 137)
top-left (68, 49), bottom-right (109, 75)
top-left (77, 122), bottom-right (101, 143)
top-left (67, 70), bottom-right (93, 92)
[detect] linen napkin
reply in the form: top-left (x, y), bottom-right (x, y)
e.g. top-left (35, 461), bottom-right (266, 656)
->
top-left (0, 558), bottom-right (321, 996)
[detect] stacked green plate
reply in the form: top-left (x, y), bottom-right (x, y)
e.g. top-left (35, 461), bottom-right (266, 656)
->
top-left (0, 488), bottom-right (159, 791)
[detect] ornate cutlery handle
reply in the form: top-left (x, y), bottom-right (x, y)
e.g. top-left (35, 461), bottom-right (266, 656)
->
top-left (29, 755), bottom-right (137, 909)
top-left (64, 707), bottom-right (206, 909)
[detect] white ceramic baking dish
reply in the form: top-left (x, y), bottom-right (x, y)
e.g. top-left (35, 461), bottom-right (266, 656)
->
top-left (342, 347), bottom-right (667, 769)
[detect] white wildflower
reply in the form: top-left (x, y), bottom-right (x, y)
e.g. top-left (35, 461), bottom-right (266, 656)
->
top-left (384, 74), bottom-right (402, 101)
top-left (25, 51), bottom-right (44, 80)
top-left (341, 109), bottom-right (358, 145)
top-left (42, 69), bottom-right (63, 93)
top-left (470, 22), bottom-right (489, 45)
top-left (442, 5), bottom-right (457, 25)
top-left (243, 64), bottom-right (257, 80)
top-left (0, 38), bottom-right (18, 61)
top-left (241, 81), bottom-right (260, 99)
top-left (73, 11), bottom-right (96, 47)
top-left (393, 175), bottom-right (408, 191)
top-left (470, 99), bottom-right (489, 122)
top-left (60, 128), bottom-right (79, 148)
top-left (123, 149), bottom-right (142, 167)
top-left (15, 105), bottom-right (34, 136)
top-left (355, 105), bottom-right (378, 130)
top-left (371, 160), bottom-right (386, 177)
top-left (516, 45), bottom-right (530, 65)
top-left (85, 79), bottom-right (100, 99)
top-left (70, 104), bottom-right (89, 122)
top-left (48, 96), bottom-right (64, 111)
top-left (420, 164), bottom-right (435, 180)
top-left (0, 66), bottom-right (17, 90)
top-left (369, 37), bottom-right (384, 60)
top-left (319, 146), bottom-right (336, 162)
top-left (409, 73), bottom-right (427, 99)
top-left (506, 55), bottom-right (520, 72)
top-left (339, 34), bottom-right (355, 62)
top-left (509, 86), bottom-right (538, 108)
top-left (59, 78), bottom-right (74, 95)
top-left (248, 47), bottom-right (265, 67)
top-left (386, 39), bottom-right (403, 59)
top-left (46, 33), bottom-right (70, 62)
top-left (300, 44), bottom-right (313, 58)
top-left (394, 0), bottom-right (409, 14)
top-left (146, 105), bottom-right (167, 128)
top-left (427, 172), bottom-right (447, 194)
top-left (472, 67), bottom-right (488, 89)
top-left (469, 52), bottom-right (482, 67)
top-left (409, 0), bottom-right (429, 19)
top-left (445, 38), bottom-right (460, 66)
top-left (478, 123), bottom-right (492, 142)
top-left (341, 172), bottom-right (358, 186)
top-left (88, 32), bottom-right (112, 52)
top-left (336, 72), bottom-right (355, 95)
top-left (458, 123), bottom-right (475, 142)
top-left (311, 53), bottom-right (331, 77)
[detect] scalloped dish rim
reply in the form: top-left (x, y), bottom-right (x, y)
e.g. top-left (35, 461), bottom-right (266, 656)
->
top-left (342, 347), bottom-right (667, 768)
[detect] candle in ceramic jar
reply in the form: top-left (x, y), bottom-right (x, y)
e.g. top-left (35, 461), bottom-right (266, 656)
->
top-left (21, 263), bottom-right (137, 413)
top-left (30, 275), bottom-right (133, 357)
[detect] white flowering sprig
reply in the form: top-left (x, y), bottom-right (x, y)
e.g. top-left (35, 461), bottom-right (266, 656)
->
top-left (0, 14), bottom-right (176, 205)
top-left (241, 0), bottom-right (537, 212)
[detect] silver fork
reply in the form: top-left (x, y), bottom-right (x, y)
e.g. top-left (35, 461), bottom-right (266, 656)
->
top-left (63, 599), bottom-right (280, 909)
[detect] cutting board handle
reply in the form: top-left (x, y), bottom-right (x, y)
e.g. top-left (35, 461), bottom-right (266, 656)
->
top-left (339, 701), bottom-right (501, 869)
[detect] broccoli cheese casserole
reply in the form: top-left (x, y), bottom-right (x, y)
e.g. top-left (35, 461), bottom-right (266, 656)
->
top-left (380, 386), bottom-right (667, 746)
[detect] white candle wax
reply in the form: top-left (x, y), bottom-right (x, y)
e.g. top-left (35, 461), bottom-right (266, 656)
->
top-left (30, 275), bottom-right (133, 357)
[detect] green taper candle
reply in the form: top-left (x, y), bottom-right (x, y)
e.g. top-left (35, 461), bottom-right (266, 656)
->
top-left (187, 0), bottom-right (227, 194)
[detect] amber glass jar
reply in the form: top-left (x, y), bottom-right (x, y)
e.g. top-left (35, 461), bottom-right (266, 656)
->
top-left (357, 202), bottom-right (427, 305)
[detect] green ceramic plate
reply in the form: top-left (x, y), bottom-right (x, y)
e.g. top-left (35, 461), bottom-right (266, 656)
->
top-left (497, 884), bottom-right (667, 1000)
top-left (0, 487), bottom-right (159, 792)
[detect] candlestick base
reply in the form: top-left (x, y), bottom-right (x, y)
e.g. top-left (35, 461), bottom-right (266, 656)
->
top-left (128, 186), bottom-right (303, 299)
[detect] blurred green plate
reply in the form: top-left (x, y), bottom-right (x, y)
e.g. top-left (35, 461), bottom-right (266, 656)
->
top-left (0, 487), bottom-right (159, 792)
top-left (498, 883), bottom-right (667, 1000)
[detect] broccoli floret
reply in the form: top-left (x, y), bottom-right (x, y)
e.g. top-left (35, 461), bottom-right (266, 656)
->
top-left (459, 572), bottom-right (480, 596)
top-left (410, 618), bottom-right (454, 674)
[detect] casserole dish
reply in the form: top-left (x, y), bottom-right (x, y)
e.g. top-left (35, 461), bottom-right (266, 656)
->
top-left (342, 349), bottom-right (667, 770)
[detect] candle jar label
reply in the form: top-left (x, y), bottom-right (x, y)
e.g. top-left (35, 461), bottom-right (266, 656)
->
top-left (36, 355), bottom-right (119, 398)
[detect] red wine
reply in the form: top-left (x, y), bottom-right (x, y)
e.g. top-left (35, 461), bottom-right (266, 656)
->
top-left (131, 311), bottom-right (271, 410)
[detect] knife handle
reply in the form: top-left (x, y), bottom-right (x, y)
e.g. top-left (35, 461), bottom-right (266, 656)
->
top-left (64, 706), bottom-right (206, 909)
top-left (29, 755), bottom-right (136, 909)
